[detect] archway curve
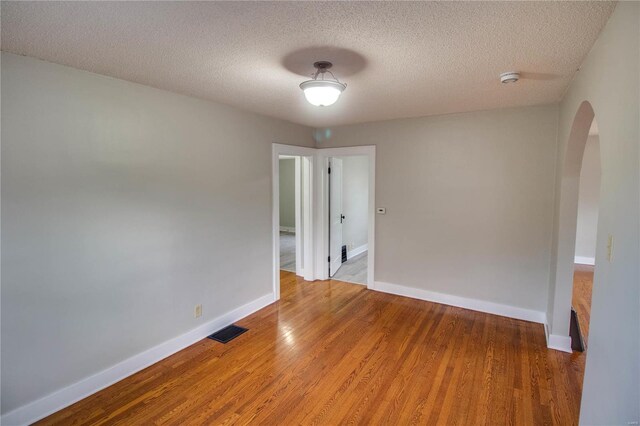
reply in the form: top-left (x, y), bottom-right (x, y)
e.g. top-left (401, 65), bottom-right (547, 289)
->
top-left (563, 101), bottom-right (596, 180)
top-left (547, 100), bottom-right (598, 351)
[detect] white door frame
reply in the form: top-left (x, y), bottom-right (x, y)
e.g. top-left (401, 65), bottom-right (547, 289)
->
top-left (272, 143), bottom-right (316, 300)
top-left (294, 156), bottom-right (303, 276)
top-left (317, 146), bottom-right (376, 288)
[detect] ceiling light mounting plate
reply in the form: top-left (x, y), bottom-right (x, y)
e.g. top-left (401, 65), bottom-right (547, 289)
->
top-left (313, 61), bottom-right (333, 71)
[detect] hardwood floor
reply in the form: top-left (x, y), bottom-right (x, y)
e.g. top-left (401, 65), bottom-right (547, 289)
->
top-left (572, 264), bottom-right (593, 346)
top-left (38, 271), bottom-right (586, 425)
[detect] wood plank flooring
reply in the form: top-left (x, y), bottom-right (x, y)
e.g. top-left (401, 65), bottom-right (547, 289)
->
top-left (572, 264), bottom-right (593, 346)
top-left (38, 271), bottom-right (586, 425)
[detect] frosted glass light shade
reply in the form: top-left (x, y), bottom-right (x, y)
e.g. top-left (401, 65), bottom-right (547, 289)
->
top-left (299, 80), bottom-right (346, 106)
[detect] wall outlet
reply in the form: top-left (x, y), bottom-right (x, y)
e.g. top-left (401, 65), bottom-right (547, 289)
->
top-left (606, 235), bottom-right (614, 262)
top-left (194, 304), bottom-right (202, 318)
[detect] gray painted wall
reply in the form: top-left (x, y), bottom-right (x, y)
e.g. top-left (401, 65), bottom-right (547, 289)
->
top-left (278, 158), bottom-right (296, 229)
top-left (0, 52), bottom-right (312, 413)
top-left (341, 156), bottom-right (369, 251)
top-left (575, 135), bottom-right (600, 261)
top-left (549, 3), bottom-right (639, 423)
top-left (317, 105), bottom-right (558, 313)
top-left (2, 4), bottom-right (639, 422)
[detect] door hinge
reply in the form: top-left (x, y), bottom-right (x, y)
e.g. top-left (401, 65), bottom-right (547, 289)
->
top-left (328, 256), bottom-right (331, 262)
top-left (328, 167), bottom-right (331, 174)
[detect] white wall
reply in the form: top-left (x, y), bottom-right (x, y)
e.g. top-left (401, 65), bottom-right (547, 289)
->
top-left (278, 158), bottom-right (296, 229)
top-left (0, 52), bottom-right (313, 415)
top-left (546, 3), bottom-right (639, 424)
top-left (574, 135), bottom-right (600, 263)
top-left (341, 156), bottom-right (368, 253)
top-left (316, 105), bottom-right (558, 313)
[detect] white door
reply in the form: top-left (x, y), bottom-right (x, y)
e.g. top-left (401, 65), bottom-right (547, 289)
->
top-left (329, 158), bottom-right (343, 277)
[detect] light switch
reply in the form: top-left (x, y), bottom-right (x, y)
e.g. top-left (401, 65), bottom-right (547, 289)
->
top-left (376, 207), bottom-right (386, 214)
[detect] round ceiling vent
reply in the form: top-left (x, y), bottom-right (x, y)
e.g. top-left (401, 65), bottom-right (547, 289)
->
top-left (500, 71), bottom-right (520, 84)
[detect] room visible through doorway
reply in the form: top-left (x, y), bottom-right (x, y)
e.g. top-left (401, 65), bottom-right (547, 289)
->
top-left (571, 119), bottom-right (600, 352)
top-left (328, 155), bottom-right (369, 285)
top-left (279, 155), bottom-right (298, 274)
top-left (278, 154), bottom-right (310, 281)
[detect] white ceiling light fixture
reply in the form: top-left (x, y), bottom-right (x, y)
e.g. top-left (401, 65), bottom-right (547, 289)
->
top-left (300, 61), bottom-right (347, 107)
top-left (500, 71), bottom-right (520, 84)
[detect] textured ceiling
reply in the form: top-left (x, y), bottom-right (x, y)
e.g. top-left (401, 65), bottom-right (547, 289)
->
top-left (1, 1), bottom-right (615, 127)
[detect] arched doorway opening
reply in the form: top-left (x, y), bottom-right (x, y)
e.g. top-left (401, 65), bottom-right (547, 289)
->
top-left (571, 118), bottom-right (600, 351)
top-left (547, 101), bottom-right (601, 354)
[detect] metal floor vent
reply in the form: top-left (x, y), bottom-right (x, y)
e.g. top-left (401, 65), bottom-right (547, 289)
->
top-left (207, 325), bottom-right (248, 344)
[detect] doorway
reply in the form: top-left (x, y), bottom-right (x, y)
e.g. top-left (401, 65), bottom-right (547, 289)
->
top-left (548, 101), bottom-right (601, 353)
top-left (278, 155), bottom-right (299, 274)
top-left (272, 144), bottom-right (315, 301)
top-left (571, 120), bottom-right (600, 351)
top-left (272, 144), bottom-right (376, 298)
top-left (328, 155), bottom-right (369, 285)
top-left (319, 146), bottom-right (375, 288)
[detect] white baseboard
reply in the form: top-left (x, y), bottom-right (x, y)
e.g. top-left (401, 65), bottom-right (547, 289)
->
top-left (347, 244), bottom-right (368, 259)
top-left (574, 256), bottom-right (595, 265)
top-left (547, 333), bottom-right (573, 353)
top-left (279, 226), bottom-right (295, 233)
top-left (373, 281), bottom-right (546, 324)
top-left (544, 321), bottom-right (573, 353)
top-left (1, 293), bottom-right (275, 426)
